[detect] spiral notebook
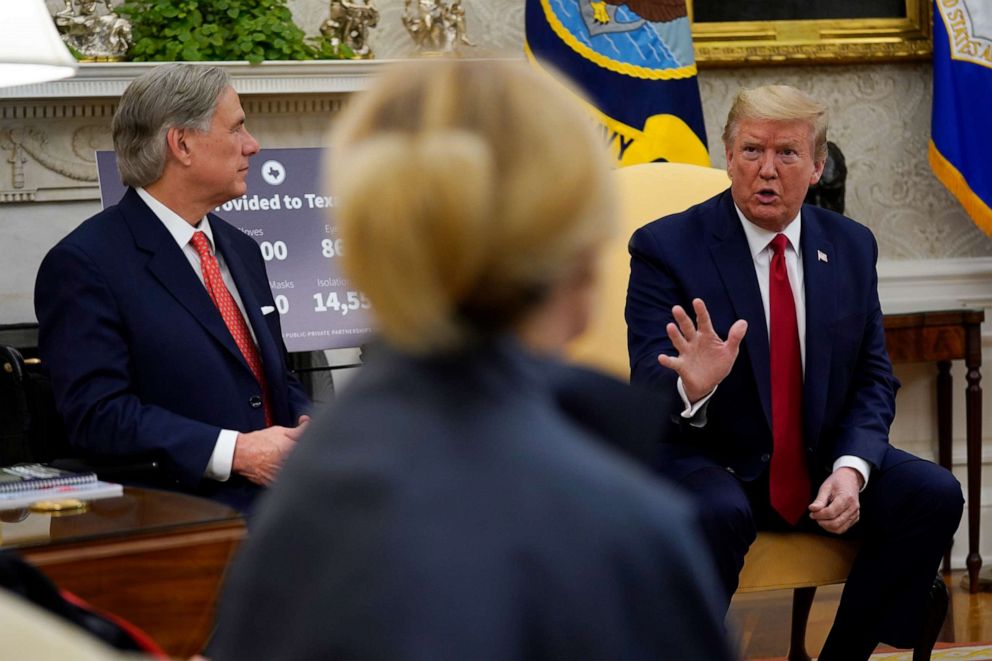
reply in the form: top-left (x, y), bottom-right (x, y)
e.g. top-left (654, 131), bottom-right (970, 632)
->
top-left (0, 463), bottom-right (97, 493)
top-left (0, 480), bottom-right (123, 510)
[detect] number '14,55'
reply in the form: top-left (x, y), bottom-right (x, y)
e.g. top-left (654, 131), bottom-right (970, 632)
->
top-left (313, 291), bottom-right (371, 314)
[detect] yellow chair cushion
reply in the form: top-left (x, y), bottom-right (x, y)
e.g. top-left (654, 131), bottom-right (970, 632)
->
top-left (738, 531), bottom-right (859, 592)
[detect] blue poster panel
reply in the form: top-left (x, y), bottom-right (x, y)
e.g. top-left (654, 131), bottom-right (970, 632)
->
top-left (96, 148), bottom-right (373, 352)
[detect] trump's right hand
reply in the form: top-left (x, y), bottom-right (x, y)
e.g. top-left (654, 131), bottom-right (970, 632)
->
top-left (658, 298), bottom-right (747, 403)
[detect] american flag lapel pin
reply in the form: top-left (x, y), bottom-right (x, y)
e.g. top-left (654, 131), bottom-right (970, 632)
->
top-left (817, 250), bottom-right (829, 263)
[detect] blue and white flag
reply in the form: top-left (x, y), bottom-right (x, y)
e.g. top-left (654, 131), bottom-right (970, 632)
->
top-left (525, 0), bottom-right (709, 167)
top-left (930, 0), bottom-right (992, 237)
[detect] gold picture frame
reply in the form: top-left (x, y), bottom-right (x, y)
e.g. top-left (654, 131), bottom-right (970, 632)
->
top-left (688, 0), bottom-right (932, 67)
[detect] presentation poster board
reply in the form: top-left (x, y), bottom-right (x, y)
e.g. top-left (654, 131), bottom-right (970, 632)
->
top-left (96, 148), bottom-right (373, 353)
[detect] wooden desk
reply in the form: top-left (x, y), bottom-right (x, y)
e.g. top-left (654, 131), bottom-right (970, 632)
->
top-left (0, 487), bottom-right (245, 657)
top-left (884, 309), bottom-right (985, 593)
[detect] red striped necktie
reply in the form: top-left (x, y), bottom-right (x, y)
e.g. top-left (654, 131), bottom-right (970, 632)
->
top-left (190, 231), bottom-right (272, 427)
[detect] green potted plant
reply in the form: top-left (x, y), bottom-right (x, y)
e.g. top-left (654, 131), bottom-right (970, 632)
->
top-left (117, 0), bottom-right (351, 63)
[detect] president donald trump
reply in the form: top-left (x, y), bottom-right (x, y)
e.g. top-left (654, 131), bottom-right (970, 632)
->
top-left (35, 64), bottom-right (310, 512)
top-left (626, 84), bottom-right (963, 658)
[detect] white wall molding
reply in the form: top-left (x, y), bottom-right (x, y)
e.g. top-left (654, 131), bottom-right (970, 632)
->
top-left (0, 101), bottom-right (116, 121)
top-left (0, 58), bottom-right (519, 100)
top-left (1, 96), bottom-right (346, 121)
top-left (878, 256), bottom-right (992, 326)
top-left (0, 60), bottom-right (381, 99)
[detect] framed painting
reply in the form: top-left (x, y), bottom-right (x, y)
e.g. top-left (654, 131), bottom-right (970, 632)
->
top-left (687, 0), bottom-right (933, 66)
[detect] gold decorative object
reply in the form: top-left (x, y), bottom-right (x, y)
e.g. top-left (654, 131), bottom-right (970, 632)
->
top-left (687, 0), bottom-right (932, 66)
top-left (320, 0), bottom-right (380, 59)
top-left (29, 499), bottom-right (88, 514)
top-left (53, 0), bottom-right (132, 62)
top-left (402, 0), bottom-right (474, 53)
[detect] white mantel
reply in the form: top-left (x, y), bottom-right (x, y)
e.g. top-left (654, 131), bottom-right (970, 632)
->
top-left (1, 60), bottom-right (388, 99)
top-left (0, 57), bottom-right (525, 100)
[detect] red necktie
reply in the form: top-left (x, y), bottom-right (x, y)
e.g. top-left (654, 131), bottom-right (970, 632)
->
top-left (190, 231), bottom-right (272, 427)
top-left (768, 234), bottom-right (810, 524)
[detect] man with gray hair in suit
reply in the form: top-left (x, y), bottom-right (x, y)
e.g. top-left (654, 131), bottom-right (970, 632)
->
top-left (35, 64), bottom-right (311, 512)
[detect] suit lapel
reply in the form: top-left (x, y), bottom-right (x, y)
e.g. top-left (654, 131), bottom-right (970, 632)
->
top-left (799, 208), bottom-right (835, 449)
top-left (119, 189), bottom-right (252, 373)
top-left (707, 192), bottom-right (772, 430)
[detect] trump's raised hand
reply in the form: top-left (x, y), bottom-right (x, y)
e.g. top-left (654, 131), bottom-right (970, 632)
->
top-left (658, 298), bottom-right (747, 402)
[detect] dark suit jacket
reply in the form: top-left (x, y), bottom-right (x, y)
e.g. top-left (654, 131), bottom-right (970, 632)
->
top-left (212, 338), bottom-right (734, 661)
top-left (34, 188), bottom-right (309, 506)
top-left (626, 189), bottom-right (899, 484)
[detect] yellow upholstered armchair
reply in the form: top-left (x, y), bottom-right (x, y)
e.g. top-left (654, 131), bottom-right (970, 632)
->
top-left (567, 162), bottom-right (877, 661)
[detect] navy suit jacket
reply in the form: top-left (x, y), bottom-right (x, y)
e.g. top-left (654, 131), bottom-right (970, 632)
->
top-left (35, 188), bottom-right (309, 505)
top-left (626, 190), bottom-right (899, 484)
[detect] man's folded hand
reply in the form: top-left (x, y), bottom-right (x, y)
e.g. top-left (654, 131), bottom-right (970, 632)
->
top-left (233, 417), bottom-right (309, 486)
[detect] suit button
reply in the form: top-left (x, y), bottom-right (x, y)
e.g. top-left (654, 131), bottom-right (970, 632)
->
top-left (249, 395), bottom-right (263, 409)
top-left (761, 453), bottom-right (770, 462)
top-left (725, 467), bottom-right (736, 475)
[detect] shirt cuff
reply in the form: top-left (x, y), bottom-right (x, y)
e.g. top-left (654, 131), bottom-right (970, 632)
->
top-left (676, 378), bottom-right (717, 428)
top-left (204, 429), bottom-right (238, 482)
top-left (833, 455), bottom-right (871, 492)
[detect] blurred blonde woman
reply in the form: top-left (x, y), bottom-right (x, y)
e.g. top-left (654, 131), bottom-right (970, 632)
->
top-left (213, 59), bottom-right (733, 661)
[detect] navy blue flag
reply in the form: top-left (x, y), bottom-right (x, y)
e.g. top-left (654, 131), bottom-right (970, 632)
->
top-left (930, 0), bottom-right (992, 237)
top-left (525, 0), bottom-right (709, 167)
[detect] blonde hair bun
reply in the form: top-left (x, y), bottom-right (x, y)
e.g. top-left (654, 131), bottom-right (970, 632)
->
top-left (328, 60), bottom-right (614, 353)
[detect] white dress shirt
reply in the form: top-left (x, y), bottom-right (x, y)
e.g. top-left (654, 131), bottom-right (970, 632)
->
top-left (136, 187), bottom-right (247, 482)
top-left (676, 204), bottom-right (870, 489)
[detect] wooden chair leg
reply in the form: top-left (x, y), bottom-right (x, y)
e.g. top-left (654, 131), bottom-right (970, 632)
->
top-left (788, 586), bottom-right (816, 661)
top-left (913, 575), bottom-right (949, 661)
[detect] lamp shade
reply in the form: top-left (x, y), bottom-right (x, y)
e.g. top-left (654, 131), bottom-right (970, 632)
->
top-left (0, 0), bottom-right (77, 89)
